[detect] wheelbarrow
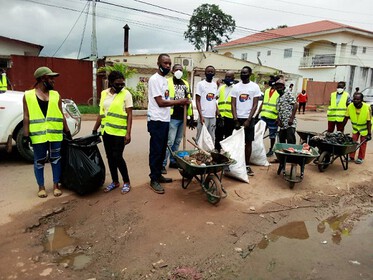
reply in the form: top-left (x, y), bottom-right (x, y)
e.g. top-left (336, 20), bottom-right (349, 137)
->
top-left (296, 130), bottom-right (322, 146)
top-left (170, 148), bottom-right (235, 205)
top-left (313, 139), bottom-right (367, 172)
top-left (274, 143), bottom-right (319, 189)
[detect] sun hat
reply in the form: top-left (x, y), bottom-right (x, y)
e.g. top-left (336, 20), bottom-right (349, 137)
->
top-left (34, 67), bottom-right (59, 79)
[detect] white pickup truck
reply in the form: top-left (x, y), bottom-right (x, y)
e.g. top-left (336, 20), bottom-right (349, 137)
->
top-left (0, 90), bottom-right (81, 162)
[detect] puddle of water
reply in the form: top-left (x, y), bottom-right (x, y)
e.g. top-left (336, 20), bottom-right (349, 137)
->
top-left (44, 226), bottom-right (91, 270)
top-left (58, 253), bottom-right (92, 270)
top-left (240, 214), bottom-right (373, 279)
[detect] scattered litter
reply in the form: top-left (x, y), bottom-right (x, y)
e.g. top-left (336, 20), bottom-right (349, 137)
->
top-left (152, 259), bottom-right (168, 269)
top-left (349, 260), bottom-right (361, 265)
top-left (321, 240), bottom-right (328, 244)
top-left (206, 221), bottom-right (214, 225)
top-left (39, 268), bottom-right (53, 276)
top-left (249, 206), bottom-right (256, 211)
top-left (234, 247), bottom-right (243, 252)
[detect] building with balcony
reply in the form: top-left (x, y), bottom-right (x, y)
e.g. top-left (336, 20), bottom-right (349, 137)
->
top-left (214, 20), bottom-right (373, 100)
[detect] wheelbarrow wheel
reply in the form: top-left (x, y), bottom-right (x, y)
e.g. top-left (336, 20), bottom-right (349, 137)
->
top-left (203, 175), bottom-right (222, 205)
top-left (317, 151), bottom-right (331, 172)
top-left (289, 164), bottom-right (297, 189)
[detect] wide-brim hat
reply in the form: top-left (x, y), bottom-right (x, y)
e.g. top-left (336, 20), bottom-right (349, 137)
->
top-left (34, 66), bottom-right (59, 79)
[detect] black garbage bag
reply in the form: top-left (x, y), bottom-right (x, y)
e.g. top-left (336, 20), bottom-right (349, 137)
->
top-left (61, 134), bottom-right (105, 195)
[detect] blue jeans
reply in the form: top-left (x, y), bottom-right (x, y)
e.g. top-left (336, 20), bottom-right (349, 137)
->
top-left (163, 118), bottom-right (183, 167)
top-left (33, 141), bottom-right (62, 187)
top-left (148, 120), bottom-right (169, 181)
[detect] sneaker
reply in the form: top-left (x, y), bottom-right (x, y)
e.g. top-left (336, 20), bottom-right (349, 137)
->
top-left (158, 175), bottom-right (173, 183)
top-left (348, 157), bottom-right (354, 162)
top-left (169, 162), bottom-right (178, 169)
top-left (355, 158), bottom-right (364, 164)
top-left (149, 180), bottom-right (165, 194)
top-left (161, 166), bottom-right (167, 174)
top-left (246, 166), bottom-right (254, 176)
top-left (266, 150), bottom-right (274, 157)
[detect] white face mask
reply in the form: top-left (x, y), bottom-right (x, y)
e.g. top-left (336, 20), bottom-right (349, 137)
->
top-left (336, 88), bottom-right (344, 93)
top-left (174, 70), bottom-right (183, 80)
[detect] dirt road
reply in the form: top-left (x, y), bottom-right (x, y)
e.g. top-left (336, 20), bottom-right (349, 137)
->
top-left (0, 113), bottom-right (372, 280)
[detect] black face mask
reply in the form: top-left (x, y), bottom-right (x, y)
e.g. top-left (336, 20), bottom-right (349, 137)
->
top-left (43, 81), bottom-right (54, 91)
top-left (113, 85), bottom-right (124, 93)
top-left (206, 73), bottom-right (214, 81)
top-left (277, 89), bottom-right (285, 95)
top-left (354, 102), bottom-right (363, 109)
top-left (223, 78), bottom-right (234, 86)
top-left (240, 74), bottom-right (250, 81)
top-left (159, 65), bottom-right (170, 76)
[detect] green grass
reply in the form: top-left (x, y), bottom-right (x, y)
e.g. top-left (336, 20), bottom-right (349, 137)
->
top-left (77, 105), bottom-right (100, 114)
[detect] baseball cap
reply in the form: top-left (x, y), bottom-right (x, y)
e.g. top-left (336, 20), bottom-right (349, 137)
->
top-left (34, 67), bottom-right (59, 79)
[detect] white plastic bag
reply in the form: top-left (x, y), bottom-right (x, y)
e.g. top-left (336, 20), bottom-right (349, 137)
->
top-left (220, 128), bottom-right (249, 183)
top-left (197, 123), bottom-right (215, 151)
top-left (250, 120), bottom-right (270, 166)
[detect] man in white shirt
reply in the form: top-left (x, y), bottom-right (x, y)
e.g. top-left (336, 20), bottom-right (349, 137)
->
top-left (196, 65), bottom-right (218, 144)
top-left (147, 54), bottom-right (190, 194)
top-left (231, 66), bottom-right (261, 176)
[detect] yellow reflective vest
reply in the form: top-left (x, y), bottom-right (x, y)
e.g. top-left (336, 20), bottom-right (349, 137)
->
top-left (327, 91), bottom-right (349, 122)
top-left (167, 77), bottom-right (192, 116)
top-left (99, 89), bottom-right (128, 137)
top-left (217, 85), bottom-right (233, 119)
top-left (0, 74), bottom-right (7, 91)
top-left (261, 88), bottom-right (279, 120)
top-left (347, 102), bottom-right (370, 136)
top-left (25, 89), bottom-right (63, 144)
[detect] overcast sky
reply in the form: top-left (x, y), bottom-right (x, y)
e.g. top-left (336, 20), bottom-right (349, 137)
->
top-left (2, 0), bottom-right (373, 59)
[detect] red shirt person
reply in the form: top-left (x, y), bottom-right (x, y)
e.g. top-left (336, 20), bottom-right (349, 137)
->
top-left (297, 90), bottom-right (308, 114)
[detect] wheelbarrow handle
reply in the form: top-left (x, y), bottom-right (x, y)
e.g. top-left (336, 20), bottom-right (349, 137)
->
top-left (355, 138), bottom-right (368, 151)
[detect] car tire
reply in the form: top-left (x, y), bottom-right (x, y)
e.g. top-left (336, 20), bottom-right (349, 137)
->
top-left (16, 127), bottom-right (34, 163)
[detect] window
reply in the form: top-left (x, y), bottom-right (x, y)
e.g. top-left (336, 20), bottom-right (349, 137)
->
top-left (284, 48), bottom-right (292, 58)
top-left (257, 51), bottom-right (261, 57)
top-left (303, 47), bottom-right (310, 57)
top-left (267, 50), bottom-right (271, 56)
top-left (362, 47), bottom-right (367, 54)
top-left (351, 45), bottom-right (357, 55)
top-left (241, 53), bottom-right (247, 61)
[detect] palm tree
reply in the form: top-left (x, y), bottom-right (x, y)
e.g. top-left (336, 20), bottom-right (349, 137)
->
top-left (98, 62), bottom-right (137, 80)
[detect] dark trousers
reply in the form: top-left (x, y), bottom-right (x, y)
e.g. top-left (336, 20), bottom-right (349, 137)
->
top-left (279, 127), bottom-right (296, 144)
top-left (148, 120), bottom-right (169, 181)
top-left (103, 132), bottom-right (130, 183)
top-left (298, 102), bottom-right (306, 113)
top-left (327, 121), bottom-right (344, 133)
top-left (215, 117), bottom-right (235, 151)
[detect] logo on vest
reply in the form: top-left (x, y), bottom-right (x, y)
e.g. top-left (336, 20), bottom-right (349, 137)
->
top-left (239, 94), bottom-right (250, 102)
top-left (164, 90), bottom-right (170, 100)
top-left (206, 93), bottom-right (215, 101)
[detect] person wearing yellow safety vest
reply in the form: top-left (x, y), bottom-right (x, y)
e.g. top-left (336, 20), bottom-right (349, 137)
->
top-left (327, 81), bottom-right (351, 133)
top-left (258, 76), bottom-right (279, 156)
top-left (342, 92), bottom-right (371, 164)
top-left (215, 70), bottom-right (236, 152)
top-left (92, 71), bottom-right (133, 194)
top-left (161, 64), bottom-right (194, 174)
top-left (23, 66), bottom-right (71, 198)
top-left (0, 68), bottom-right (8, 92)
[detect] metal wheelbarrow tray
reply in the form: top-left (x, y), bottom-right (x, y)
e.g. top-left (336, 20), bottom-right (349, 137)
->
top-left (172, 150), bottom-right (235, 205)
top-left (274, 143), bottom-right (319, 189)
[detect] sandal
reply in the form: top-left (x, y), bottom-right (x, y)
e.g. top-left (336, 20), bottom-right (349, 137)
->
top-left (121, 183), bottom-right (131, 194)
top-left (53, 188), bottom-right (62, 197)
top-left (104, 182), bottom-right (120, 193)
top-left (38, 189), bottom-right (48, 198)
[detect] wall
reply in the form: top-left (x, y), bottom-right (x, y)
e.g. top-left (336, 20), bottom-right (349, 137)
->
top-left (0, 38), bottom-right (41, 56)
top-left (8, 55), bottom-right (97, 104)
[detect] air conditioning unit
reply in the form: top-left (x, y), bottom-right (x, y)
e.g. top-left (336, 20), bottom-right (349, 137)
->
top-left (174, 57), bottom-right (193, 71)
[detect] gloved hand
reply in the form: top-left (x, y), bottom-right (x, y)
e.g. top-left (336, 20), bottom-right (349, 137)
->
top-left (64, 131), bottom-right (72, 140)
top-left (22, 135), bottom-right (31, 146)
top-left (366, 134), bottom-right (372, 141)
top-left (234, 119), bottom-right (241, 130)
top-left (216, 115), bottom-right (224, 128)
top-left (187, 117), bottom-right (197, 130)
top-left (92, 130), bottom-right (100, 136)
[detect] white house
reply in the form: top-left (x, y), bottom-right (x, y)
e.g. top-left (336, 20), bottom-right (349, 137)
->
top-left (214, 20), bottom-right (373, 100)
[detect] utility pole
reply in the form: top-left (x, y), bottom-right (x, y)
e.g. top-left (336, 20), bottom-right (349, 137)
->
top-left (90, 0), bottom-right (99, 106)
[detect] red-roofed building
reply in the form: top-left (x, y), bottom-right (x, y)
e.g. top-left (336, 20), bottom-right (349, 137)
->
top-left (215, 20), bottom-right (373, 102)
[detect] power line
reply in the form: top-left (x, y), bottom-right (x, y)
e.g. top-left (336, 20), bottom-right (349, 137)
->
top-left (77, 1), bottom-right (91, 59)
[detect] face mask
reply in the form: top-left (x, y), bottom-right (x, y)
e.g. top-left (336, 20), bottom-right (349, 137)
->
top-left (336, 88), bottom-right (344, 94)
top-left (113, 85), bottom-right (123, 93)
top-left (354, 102), bottom-right (362, 108)
top-left (43, 81), bottom-right (54, 91)
top-left (159, 65), bottom-right (170, 76)
top-left (277, 89), bottom-right (284, 95)
top-left (223, 78), bottom-right (234, 86)
top-left (174, 70), bottom-right (183, 80)
top-left (206, 73), bottom-right (214, 81)
top-left (240, 74), bottom-right (250, 81)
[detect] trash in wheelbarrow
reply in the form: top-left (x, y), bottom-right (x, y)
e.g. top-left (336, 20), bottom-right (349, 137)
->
top-left (61, 134), bottom-right (105, 195)
top-left (280, 143), bottom-right (313, 155)
top-left (311, 131), bottom-right (354, 145)
top-left (181, 150), bottom-right (230, 166)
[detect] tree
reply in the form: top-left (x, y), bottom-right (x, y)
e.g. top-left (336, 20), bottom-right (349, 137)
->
top-left (98, 62), bottom-right (137, 80)
top-left (261, 25), bottom-right (288, 32)
top-left (184, 4), bottom-right (235, 51)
